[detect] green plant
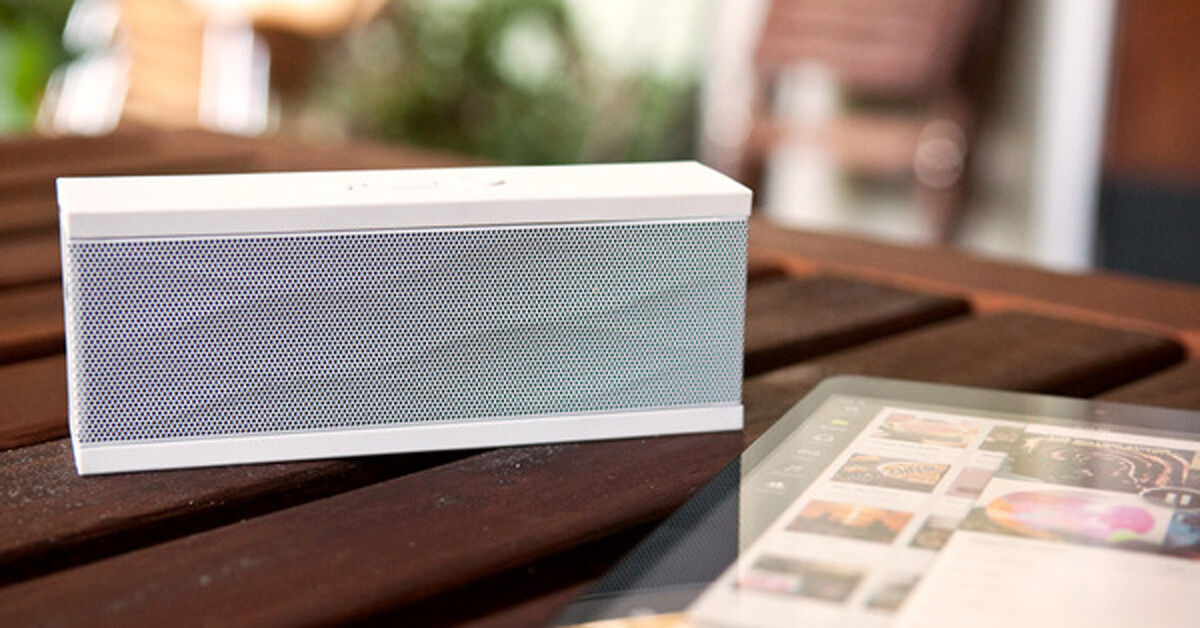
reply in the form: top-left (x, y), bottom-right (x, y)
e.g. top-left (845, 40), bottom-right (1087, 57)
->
top-left (0, 0), bottom-right (72, 133)
top-left (309, 0), bottom-right (697, 164)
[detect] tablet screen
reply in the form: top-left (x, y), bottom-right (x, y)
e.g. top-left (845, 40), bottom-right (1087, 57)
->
top-left (554, 376), bottom-right (1200, 627)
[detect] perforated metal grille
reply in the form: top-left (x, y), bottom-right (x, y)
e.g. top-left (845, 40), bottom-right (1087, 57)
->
top-left (64, 219), bottom-right (746, 444)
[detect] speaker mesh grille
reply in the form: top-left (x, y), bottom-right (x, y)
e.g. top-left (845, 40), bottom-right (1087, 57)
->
top-left (64, 219), bottom-right (746, 444)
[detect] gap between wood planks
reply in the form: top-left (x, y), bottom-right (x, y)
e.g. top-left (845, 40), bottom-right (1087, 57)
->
top-left (747, 219), bottom-right (1200, 355)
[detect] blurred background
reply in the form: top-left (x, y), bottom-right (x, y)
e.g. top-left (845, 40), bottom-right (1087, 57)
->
top-left (1, 0), bottom-right (1195, 283)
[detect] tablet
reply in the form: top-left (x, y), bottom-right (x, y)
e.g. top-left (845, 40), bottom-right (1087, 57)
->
top-left (554, 376), bottom-right (1200, 628)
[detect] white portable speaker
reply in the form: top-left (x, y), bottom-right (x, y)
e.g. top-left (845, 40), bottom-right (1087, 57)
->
top-left (58, 162), bottom-right (750, 475)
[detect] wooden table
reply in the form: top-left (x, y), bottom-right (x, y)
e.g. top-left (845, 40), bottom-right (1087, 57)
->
top-left (1, 131), bottom-right (1198, 627)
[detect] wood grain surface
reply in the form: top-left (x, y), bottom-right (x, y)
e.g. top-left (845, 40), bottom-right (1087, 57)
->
top-left (744, 311), bottom-right (1183, 441)
top-left (0, 310), bottom-right (1184, 626)
top-left (0, 283), bottom-right (64, 364)
top-left (0, 131), bottom-right (158, 166)
top-left (0, 233), bottom-right (60, 289)
top-left (0, 433), bottom-right (744, 628)
top-left (0, 275), bottom-right (956, 588)
top-left (743, 275), bottom-right (968, 375)
top-left (748, 219), bottom-right (1200, 351)
top-left (1, 130), bottom-right (1197, 628)
top-left (0, 356), bottom-right (67, 449)
top-left (0, 441), bottom-right (470, 586)
top-left (1099, 360), bottom-right (1200, 410)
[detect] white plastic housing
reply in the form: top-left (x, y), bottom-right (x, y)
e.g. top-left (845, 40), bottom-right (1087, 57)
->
top-left (58, 162), bottom-right (750, 474)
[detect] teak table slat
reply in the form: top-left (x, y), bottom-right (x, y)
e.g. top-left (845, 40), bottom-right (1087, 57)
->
top-left (0, 130), bottom-right (1197, 627)
top-left (743, 311), bottom-right (1184, 442)
top-left (1099, 360), bottom-right (1200, 410)
top-left (0, 309), bottom-right (1185, 627)
top-left (742, 275), bottom-right (969, 375)
top-left (0, 284), bottom-right (66, 364)
top-left (0, 356), bottom-right (67, 449)
top-left (0, 233), bottom-right (61, 289)
top-left (0, 274), bottom-right (964, 585)
top-left (748, 221), bottom-right (1200, 350)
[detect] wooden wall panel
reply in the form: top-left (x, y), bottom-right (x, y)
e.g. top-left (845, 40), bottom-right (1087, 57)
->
top-left (1105, 1), bottom-right (1200, 182)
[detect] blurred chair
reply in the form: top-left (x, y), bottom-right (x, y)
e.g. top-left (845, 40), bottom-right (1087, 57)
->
top-left (36, 0), bottom-right (127, 135)
top-left (740, 0), bottom-right (996, 242)
top-left (38, 0), bottom-right (383, 136)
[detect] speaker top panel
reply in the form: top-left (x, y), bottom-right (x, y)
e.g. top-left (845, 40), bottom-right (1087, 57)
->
top-left (58, 161), bottom-right (750, 239)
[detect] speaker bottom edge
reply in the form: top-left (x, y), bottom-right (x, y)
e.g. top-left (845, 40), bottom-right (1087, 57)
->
top-left (72, 405), bottom-right (744, 475)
